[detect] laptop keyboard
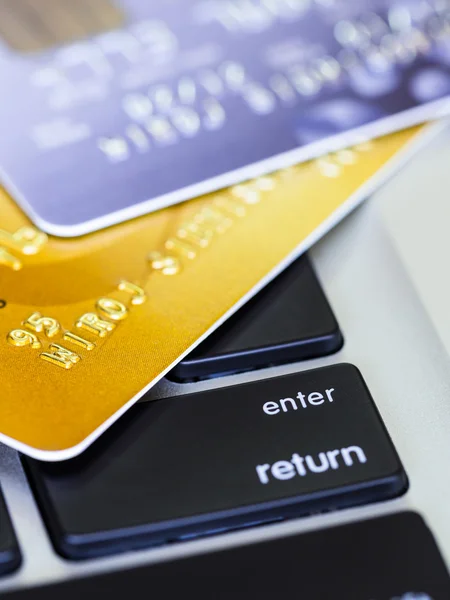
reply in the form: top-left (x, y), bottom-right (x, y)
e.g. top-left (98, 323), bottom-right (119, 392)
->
top-left (2, 253), bottom-right (450, 593)
top-left (1, 512), bottom-right (449, 598)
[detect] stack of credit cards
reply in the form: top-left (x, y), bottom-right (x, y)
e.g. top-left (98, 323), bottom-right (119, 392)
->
top-left (0, 0), bottom-right (449, 461)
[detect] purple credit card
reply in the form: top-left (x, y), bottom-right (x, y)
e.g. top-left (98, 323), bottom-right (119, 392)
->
top-left (0, 0), bottom-right (449, 236)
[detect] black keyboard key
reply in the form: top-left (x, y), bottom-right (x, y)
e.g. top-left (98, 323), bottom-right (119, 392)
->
top-left (0, 486), bottom-right (21, 576)
top-left (25, 364), bottom-right (406, 559)
top-left (170, 256), bottom-right (342, 381)
top-left (2, 513), bottom-right (449, 598)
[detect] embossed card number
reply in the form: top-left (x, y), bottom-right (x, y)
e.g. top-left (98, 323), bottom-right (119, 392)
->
top-left (7, 281), bottom-right (145, 369)
top-left (0, 227), bottom-right (47, 271)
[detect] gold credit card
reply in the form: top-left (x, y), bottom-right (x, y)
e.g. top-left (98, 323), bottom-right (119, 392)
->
top-left (0, 126), bottom-right (427, 460)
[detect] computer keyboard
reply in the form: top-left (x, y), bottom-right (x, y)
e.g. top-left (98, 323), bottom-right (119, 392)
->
top-left (1, 513), bottom-right (449, 598)
top-left (2, 195), bottom-right (450, 596)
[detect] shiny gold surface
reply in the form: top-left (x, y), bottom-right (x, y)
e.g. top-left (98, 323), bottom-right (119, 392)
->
top-left (0, 0), bottom-right (124, 53)
top-left (0, 128), bottom-right (421, 455)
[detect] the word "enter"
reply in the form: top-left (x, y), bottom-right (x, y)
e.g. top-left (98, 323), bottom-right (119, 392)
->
top-left (263, 387), bottom-right (336, 415)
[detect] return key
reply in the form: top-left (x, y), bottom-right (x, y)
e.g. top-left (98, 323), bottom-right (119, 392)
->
top-left (25, 364), bottom-right (407, 559)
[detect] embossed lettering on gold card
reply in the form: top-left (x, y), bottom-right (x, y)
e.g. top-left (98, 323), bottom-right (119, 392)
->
top-left (0, 127), bottom-right (427, 460)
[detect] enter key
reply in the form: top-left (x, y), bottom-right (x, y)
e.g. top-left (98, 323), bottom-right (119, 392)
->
top-left (25, 364), bottom-right (407, 558)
